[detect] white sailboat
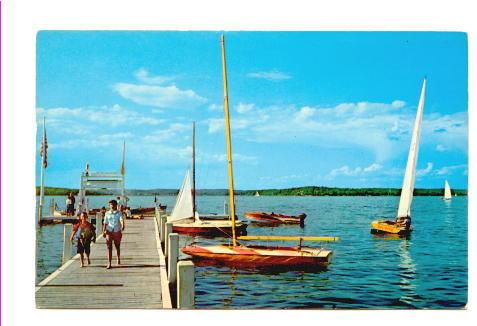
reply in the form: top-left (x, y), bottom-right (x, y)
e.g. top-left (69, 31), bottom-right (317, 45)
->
top-left (444, 180), bottom-right (452, 200)
top-left (371, 78), bottom-right (426, 236)
top-left (167, 122), bottom-right (248, 236)
top-left (254, 191), bottom-right (260, 197)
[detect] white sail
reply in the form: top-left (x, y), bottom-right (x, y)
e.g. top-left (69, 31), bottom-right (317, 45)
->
top-left (397, 79), bottom-right (426, 218)
top-left (444, 180), bottom-right (452, 200)
top-left (169, 170), bottom-right (195, 222)
top-left (254, 191), bottom-right (260, 197)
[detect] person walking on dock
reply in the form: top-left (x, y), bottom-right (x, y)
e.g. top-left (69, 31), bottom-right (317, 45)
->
top-left (102, 199), bottom-right (125, 269)
top-left (70, 212), bottom-right (96, 268)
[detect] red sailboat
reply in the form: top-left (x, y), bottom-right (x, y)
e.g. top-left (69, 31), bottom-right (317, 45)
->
top-left (244, 211), bottom-right (306, 226)
top-left (182, 35), bottom-right (337, 269)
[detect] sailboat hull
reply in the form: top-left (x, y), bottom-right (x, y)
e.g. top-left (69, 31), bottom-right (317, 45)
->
top-left (173, 221), bottom-right (248, 236)
top-left (370, 220), bottom-right (412, 236)
top-left (244, 212), bottom-right (306, 225)
top-left (182, 244), bottom-right (332, 268)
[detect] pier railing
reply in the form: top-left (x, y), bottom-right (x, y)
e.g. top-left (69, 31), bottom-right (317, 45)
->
top-left (155, 206), bottom-right (195, 309)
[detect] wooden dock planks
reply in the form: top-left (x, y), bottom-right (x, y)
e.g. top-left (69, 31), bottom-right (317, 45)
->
top-left (36, 217), bottom-right (166, 309)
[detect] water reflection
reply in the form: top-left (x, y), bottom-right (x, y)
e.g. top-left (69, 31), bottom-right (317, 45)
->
top-left (397, 240), bottom-right (418, 307)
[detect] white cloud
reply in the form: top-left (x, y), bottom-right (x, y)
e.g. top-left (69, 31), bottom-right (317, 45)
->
top-left (38, 104), bottom-right (163, 127)
top-left (247, 70), bottom-right (291, 81)
top-left (203, 100), bottom-right (467, 163)
top-left (208, 104), bottom-right (223, 112)
top-left (326, 163), bottom-right (382, 179)
top-left (134, 68), bottom-right (175, 85)
top-left (435, 164), bottom-right (467, 176)
top-left (113, 83), bottom-right (207, 109)
top-left (392, 100), bottom-right (406, 108)
top-left (50, 132), bottom-right (134, 149)
top-left (436, 144), bottom-right (447, 152)
top-left (416, 162), bottom-right (433, 176)
top-left (236, 103), bottom-right (255, 114)
top-left (208, 153), bottom-right (258, 165)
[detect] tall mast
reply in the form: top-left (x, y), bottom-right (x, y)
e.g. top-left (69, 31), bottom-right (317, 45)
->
top-left (121, 140), bottom-right (126, 206)
top-left (192, 121), bottom-right (196, 218)
top-left (221, 35), bottom-right (237, 246)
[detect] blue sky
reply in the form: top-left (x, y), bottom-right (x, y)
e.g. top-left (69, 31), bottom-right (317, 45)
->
top-left (36, 32), bottom-right (468, 190)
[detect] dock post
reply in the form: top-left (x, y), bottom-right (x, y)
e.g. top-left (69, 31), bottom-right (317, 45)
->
top-left (177, 261), bottom-right (195, 309)
top-left (168, 233), bottom-right (179, 284)
top-left (158, 211), bottom-right (163, 239)
top-left (95, 212), bottom-right (103, 234)
top-left (62, 224), bottom-right (73, 265)
top-left (165, 222), bottom-right (173, 259)
top-left (160, 214), bottom-right (167, 248)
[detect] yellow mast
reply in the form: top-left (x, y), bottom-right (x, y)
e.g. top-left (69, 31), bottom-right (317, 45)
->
top-left (220, 34), bottom-right (237, 246)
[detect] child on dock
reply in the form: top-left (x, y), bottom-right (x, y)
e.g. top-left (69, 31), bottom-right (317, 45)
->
top-left (70, 212), bottom-right (96, 268)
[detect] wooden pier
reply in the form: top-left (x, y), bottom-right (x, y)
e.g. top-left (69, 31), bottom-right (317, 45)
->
top-left (36, 214), bottom-right (175, 309)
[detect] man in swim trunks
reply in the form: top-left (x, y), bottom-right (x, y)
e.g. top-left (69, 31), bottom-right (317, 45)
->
top-left (102, 199), bottom-right (125, 269)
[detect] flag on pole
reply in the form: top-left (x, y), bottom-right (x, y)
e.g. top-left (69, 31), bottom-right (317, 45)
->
top-left (39, 119), bottom-right (48, 168)
top-left (120, 141), bottom-right (126, 176)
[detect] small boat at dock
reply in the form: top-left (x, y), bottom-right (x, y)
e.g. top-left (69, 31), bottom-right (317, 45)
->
top-left (168, 122), bottom-right (248, 237)
top-left (244, 211), bottom-right (306, 226)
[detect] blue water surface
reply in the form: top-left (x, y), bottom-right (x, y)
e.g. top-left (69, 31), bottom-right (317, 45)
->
top-left (36, 195), bottom-right (467, 309)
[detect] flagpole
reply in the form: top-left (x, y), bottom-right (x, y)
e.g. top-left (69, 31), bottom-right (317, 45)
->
top-left (38, 117), bottom-right (46, 226)
top-left (121, 141), bottom-right (126, 206)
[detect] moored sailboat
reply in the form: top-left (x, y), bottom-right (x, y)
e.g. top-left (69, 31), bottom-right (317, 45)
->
top-left (443, 180), bottom-right (452, 200)
top-left (168, 122), bottom-right (247, 236)
top-left (371, 79), bottom-right (427, 236)
top-left (244, 211), bottom-right (306, 226)
top-left (182, 35), bottom-right (337, 269)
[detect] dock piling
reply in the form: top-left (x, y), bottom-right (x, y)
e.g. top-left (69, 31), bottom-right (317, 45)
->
top-left (62, 224), bottom-right (73, 265)
top-left (95, 212), bottom-right (103, 233)
top-left (165, 222), bottom-right (173, 259)
top-left (177, 261), bottom-right (195, 309)
top-left (168, 233), bottom-right (179, 284)
top-left (160, 214), bottom-right (167, 248)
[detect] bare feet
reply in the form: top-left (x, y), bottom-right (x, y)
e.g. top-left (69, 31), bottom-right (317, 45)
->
top-left (106, 264), bottom-right (112, 269)
top-left (80, 264), bottom-right (84, 268)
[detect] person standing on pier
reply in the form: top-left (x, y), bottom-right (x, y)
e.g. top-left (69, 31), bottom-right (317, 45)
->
top-left (102, 199), bottom-right (125, 269)
top-left (66, 192), bottom-right (75, 216)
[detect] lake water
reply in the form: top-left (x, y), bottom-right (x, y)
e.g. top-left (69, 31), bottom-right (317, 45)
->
top-left (36, 195), bottom-right (467, 309)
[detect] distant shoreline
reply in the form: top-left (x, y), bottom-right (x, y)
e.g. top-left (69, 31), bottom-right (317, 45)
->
top-left (35, 186), bottom-right (467, 197)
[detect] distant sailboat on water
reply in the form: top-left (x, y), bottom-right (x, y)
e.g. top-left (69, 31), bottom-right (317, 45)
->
top-left (371, 78), bottom-right (427, 236)
top-left (444, 180), bottom-right (452, 200)
top-left (254, 191), bottom-right (260, 197)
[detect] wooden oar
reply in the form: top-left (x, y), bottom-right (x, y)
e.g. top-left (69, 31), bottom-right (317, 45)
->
top-left (237, 235), bottom-right (339, 242)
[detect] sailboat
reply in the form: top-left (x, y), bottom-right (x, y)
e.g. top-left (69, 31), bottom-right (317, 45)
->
top-left (371, 78), bottom-right (427, 236)
top-left (168, 122), bottom-right (248, 236)
top-left (443, 180), bottom-right (452, 200)
top-left (254, 191), bottom-right (260, 197)
top-left (182, 35), bottom-right (337, 269)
